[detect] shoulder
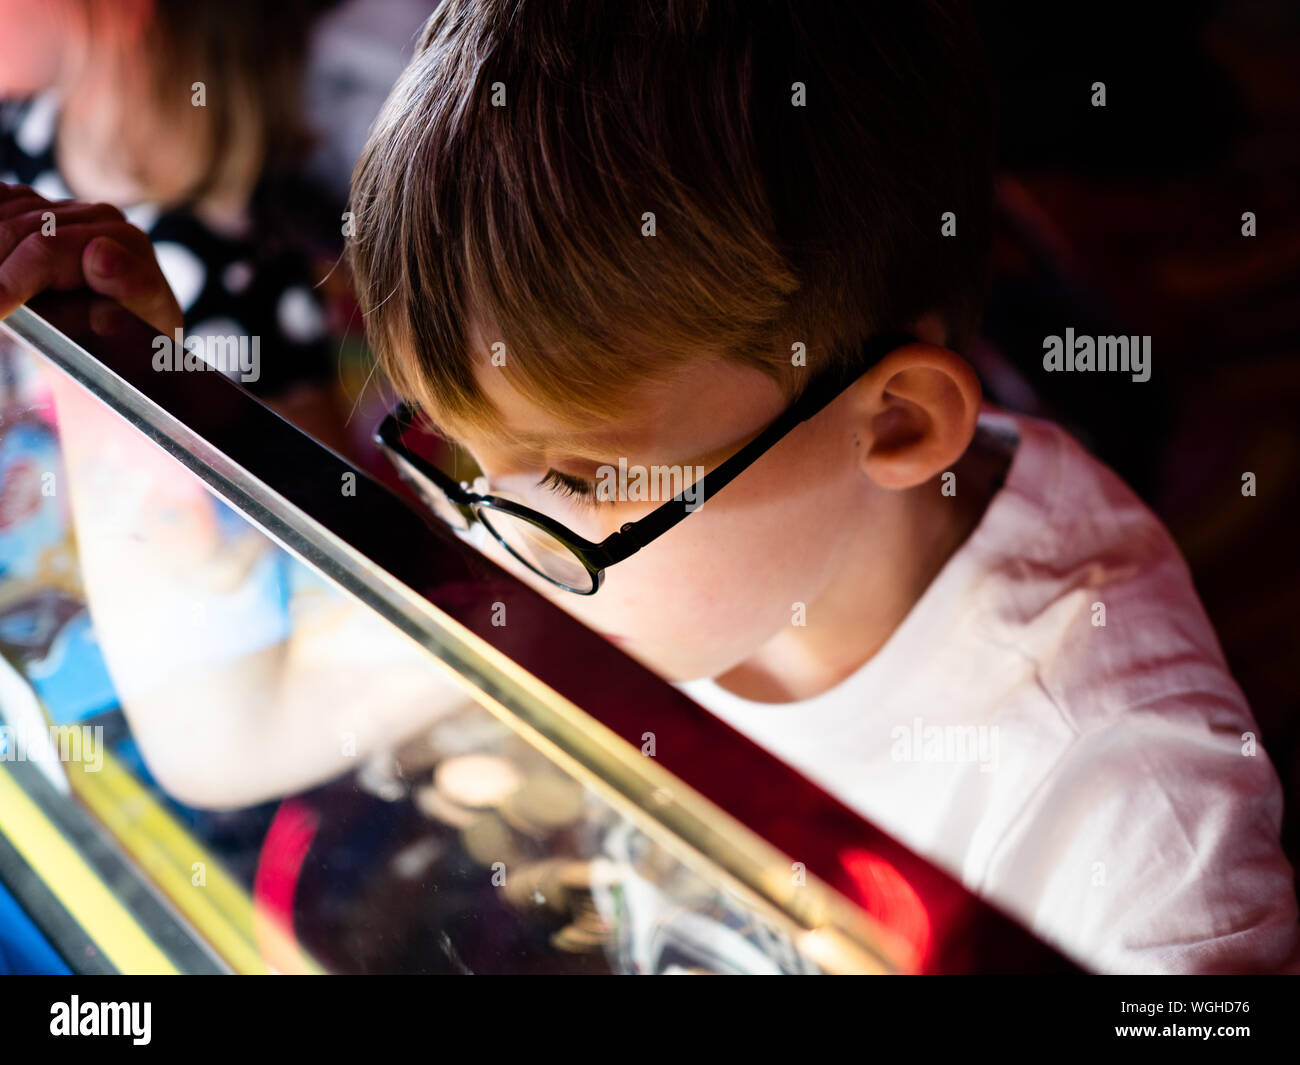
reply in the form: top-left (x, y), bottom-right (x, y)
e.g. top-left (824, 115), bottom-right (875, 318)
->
top-left (978, 714), bottom-right (1297, 972)
top-left (957, 413), bottom-right (1297, 971)
top-left (970, 408), bottom-right (1244, 737)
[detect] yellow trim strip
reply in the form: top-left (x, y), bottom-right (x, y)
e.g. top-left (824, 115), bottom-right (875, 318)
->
top-left (0, 762), bottom-right (177, 974)
top-left (66, 750), bottom-right (324, 975)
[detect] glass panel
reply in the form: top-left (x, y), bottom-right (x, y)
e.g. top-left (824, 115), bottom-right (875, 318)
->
top-left (0, 327), bottom-right (860, 974)
top-left (0, 294), bottom-right (1074, 975)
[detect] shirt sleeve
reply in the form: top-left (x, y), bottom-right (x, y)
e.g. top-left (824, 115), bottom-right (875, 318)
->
top-left (976, 701), bottom-right (1299, 974)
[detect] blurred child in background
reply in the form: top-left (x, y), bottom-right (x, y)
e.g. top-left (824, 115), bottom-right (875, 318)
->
top-left (0, 0), bottom-right (351, 449)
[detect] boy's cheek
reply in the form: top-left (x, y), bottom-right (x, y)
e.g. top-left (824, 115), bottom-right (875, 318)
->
top-left (475, 496), bottom-right (822, 674)
top-left (583, 540), bottom-right (795, 662)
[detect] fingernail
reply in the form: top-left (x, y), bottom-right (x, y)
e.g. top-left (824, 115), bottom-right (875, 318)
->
top-left (91, 238), bottom-right (122, 278)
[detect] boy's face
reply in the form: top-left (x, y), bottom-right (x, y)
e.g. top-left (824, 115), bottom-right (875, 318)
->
top-left (453, 351), bottom-right (884, 683)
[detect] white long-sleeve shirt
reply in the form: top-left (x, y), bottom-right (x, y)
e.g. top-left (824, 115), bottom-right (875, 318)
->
top-left (669, 406), bottom-right (1298, 974)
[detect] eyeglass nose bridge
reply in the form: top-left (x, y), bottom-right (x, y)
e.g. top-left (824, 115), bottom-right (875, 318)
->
top-left (452, 476), bottom-right (526, 536)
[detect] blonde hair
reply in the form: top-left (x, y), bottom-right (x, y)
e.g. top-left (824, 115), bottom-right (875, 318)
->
top-left (348, 0), bottom-right (993, 441)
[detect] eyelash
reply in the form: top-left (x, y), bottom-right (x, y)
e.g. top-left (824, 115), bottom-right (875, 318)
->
top-left (538, 469), bottom-right (606, 508)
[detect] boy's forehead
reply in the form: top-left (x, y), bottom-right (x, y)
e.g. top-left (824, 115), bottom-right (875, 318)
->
top-left (466, 352), bottom-right (786, 462)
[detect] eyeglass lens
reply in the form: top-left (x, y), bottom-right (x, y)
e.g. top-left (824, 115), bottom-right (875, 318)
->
top-left (476, 506), bottom-right (595, 593)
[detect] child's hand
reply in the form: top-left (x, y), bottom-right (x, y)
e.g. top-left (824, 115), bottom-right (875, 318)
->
top-left (0, 182), bottom-right (183, 336)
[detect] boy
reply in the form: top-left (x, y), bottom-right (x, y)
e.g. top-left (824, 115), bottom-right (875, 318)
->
top-left (1, 0), bottom-right (1296, 974)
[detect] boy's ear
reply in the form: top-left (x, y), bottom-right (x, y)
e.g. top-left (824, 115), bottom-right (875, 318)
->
top-left (850, 342), bottom-right (982, 490)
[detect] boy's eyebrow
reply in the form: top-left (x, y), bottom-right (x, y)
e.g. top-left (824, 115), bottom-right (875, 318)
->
top-left (458, 418), bottom-right (639, 460)
top-left (418, 411), bottom-right (737, 471)
top-left (510, 427), bottom-right (612, 453)
top-left (549, 436), bottom-right (741, 481)
top-left (426, 418), bottom-right (623, 463)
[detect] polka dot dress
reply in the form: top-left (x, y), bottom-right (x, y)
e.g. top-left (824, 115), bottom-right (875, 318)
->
top-left (1, 92), bottom-right (336, 399)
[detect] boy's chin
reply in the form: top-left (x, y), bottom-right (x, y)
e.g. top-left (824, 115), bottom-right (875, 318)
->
top-left (609, 641), bottom-right (730, 687)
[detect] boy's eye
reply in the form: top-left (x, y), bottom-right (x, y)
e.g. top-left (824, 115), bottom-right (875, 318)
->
top-left (538, 469), bottom-right (607, 506)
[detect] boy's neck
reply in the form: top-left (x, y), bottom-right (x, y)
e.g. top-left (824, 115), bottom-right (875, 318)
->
top-left (713, 427), bottom-right (1012, 703)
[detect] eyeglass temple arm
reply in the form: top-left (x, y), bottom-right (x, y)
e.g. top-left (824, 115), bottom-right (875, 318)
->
top-left (375, 403), bottom-right (478, 498)
top-left (596, 332), bottom-right (916, 565)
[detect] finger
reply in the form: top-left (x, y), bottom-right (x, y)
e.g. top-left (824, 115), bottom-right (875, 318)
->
top-left (0, 184), bottom-right (128, 228)
top-left (0, 202), bottom-right (130, 259)
top-left (0, 184), bottom-right (110, 225)
top-left (0, 228), bottom-right (91, 317)
top-left (0, 192), bottom-right (55, 222)
top-left (0, 181), bottom-right (48, 208)
top-left (88, 297), bottom-right (140, 338)
top-left (79, 229), bottom-right (184, 336)
top-left (0, 221), bottom-right (181, 337)
top-left (0, 185), bottom-right (146, 260)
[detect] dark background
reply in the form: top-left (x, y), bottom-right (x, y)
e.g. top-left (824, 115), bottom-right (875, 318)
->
top-left (969, 0), bottom-right (1300, 875)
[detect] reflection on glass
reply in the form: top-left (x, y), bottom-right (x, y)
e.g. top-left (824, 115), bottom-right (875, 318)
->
top-left (0, 336), bottom-right (844, 974)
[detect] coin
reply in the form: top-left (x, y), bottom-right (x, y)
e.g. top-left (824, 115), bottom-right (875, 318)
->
top-left (435, 753), bottom-right (523, 809)
top-left (500, 773), bottom-right (585, 834)
top-left (414, 783), bottom-right (478, 829)
top-left (549, 922), bottom-right (606, 953)
top-left (500, 858), bottom-right (571, 912)
top-left (557, 857), bottom-right (623, 891)
top-left (392, 730), bottom-right (443, 777)
top-left (461, 811), bottom-right (519, 866)
top-left (573, 904), bottom-right (608, 936)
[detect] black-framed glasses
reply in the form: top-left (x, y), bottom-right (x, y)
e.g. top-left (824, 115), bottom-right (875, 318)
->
top-left (373, 331), bottom-right (915, 595)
